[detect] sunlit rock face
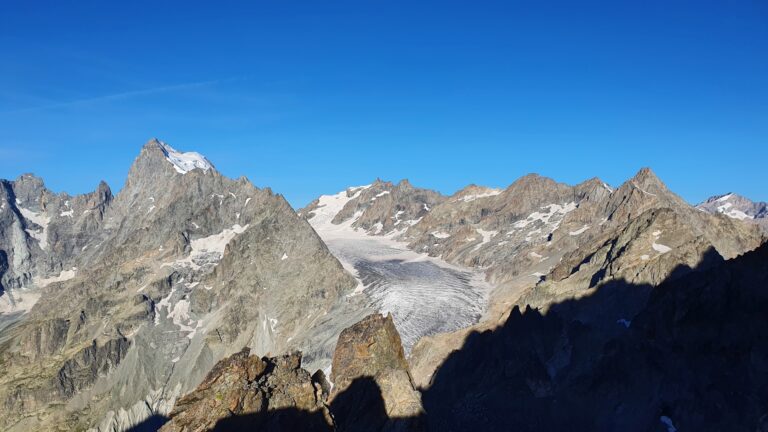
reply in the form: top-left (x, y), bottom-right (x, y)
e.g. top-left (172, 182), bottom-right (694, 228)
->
top-left (0, 140), bottom-right (360, 432)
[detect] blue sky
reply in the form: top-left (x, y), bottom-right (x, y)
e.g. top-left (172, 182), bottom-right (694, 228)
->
top-left (1, 1), bottom-right (766, 207)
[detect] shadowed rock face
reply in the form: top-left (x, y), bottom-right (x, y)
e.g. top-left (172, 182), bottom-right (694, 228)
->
top-left (0, 140), bottom-right (361, 432)
top-left (422, 242), bottom-right (768, 432)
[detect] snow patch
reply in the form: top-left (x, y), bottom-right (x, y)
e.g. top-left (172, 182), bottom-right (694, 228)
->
top-left (19, 207), bottom-right (51, 250)
top-left (157, 141), bottom-right (213, 174)
top-left (431, 231), bottom-right (451, 239)
top-left (281, 253), bottom-right (288, 260)
top-left (165, 224), bottom-right (249, 269)
top-left (371, 190), bottom-right (390, 201)
top-left (306, 186), bottom-right (371, 233)
top-left (631, 181), bottom-right (657, 197)
top-left (60, 210), bottom-right (74, 218)
top-left (569, 225), bottom-right (590, 236)
top-left (0, 289), bottom-right (41, 314)
top-left (652, 242), bottom-right (672, 254)
top-left (459, 189), bottom-right (502, 203)
top-left (34, 268), bottom-right (77, 287)
top-left (660, 416), bottom-right (677, 432)
top-left (512, 202), bottom-right (577, 229)
top-left (473, 229), bottom-right (498, 251)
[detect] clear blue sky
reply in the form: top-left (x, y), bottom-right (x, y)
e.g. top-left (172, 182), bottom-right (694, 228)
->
top-left (1, 1), bottom-right (766, 207)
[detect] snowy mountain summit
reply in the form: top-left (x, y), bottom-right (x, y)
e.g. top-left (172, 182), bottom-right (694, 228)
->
top-left (154, 139), bottom-right (214, 174)
top-left (697, 193), bottom-right (768, 228)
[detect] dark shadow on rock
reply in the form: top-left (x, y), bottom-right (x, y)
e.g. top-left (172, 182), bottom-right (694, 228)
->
top-left (206, 376), bottom-right (398, 432)
top-left (124, 414), bottom-right (169, 432)
top-left (330, 376), bottom-right (389, 432)
top-left (183, 375), bottom-right (423, 432)
top-left (211, 406), bottom-right (332, 432)
top-left (422, 244), bottom-right (768, 432)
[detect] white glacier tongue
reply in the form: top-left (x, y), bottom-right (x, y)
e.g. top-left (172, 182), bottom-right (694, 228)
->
top-left (306, 186), bottom-right (491, 354)
top-left (156, 140), bottom-right (214, 174)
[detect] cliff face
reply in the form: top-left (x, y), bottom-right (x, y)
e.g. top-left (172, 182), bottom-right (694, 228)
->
top-left (0, 140), bottom-right (359, 432)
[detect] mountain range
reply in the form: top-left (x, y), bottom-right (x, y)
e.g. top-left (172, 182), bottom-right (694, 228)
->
top-left (0, 140), bottom-right (765, 431)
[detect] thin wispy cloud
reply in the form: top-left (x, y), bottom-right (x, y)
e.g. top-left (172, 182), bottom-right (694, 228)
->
top-left (0, 77), bottom-right (239, 115)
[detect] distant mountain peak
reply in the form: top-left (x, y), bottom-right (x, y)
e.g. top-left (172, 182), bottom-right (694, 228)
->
top-left (697, 192), bottom-right (767, 223)
top-left (630, 167), bottom-right (664, 188)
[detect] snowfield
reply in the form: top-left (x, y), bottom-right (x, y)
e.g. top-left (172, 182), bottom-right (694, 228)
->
top-left (157, 140), bottom-right (214, 174)
top-left (307, 188), bottom-right (491, 353)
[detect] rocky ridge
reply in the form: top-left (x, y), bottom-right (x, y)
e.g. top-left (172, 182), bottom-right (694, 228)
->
top-left (303, 169), bottom-right (765, 388)
top-left (696, 192), bottom-right (768, 230)
top-left (0, 140), bottom-right (364, 432)
top-left (300, 179), bottom-right (444, 237)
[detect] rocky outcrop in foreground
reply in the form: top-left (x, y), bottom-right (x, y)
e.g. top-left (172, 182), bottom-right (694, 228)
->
top-left (330, 313), bottom-right (423, 432)
top-left (161, 313), bottom-right (423, 432)
top-left (159, 349), bottom-right (333, 432)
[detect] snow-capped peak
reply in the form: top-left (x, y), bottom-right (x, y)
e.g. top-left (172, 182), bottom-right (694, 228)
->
top-left (696, 192), bottom-right (765, 222)
top-left (716, 193), bottom-right (733, 202)
top-left (156, 140), bottom-right (214, 174)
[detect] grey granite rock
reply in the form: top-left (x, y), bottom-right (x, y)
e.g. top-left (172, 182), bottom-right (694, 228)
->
top-left (0, 139), bottom-right (360, 432)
